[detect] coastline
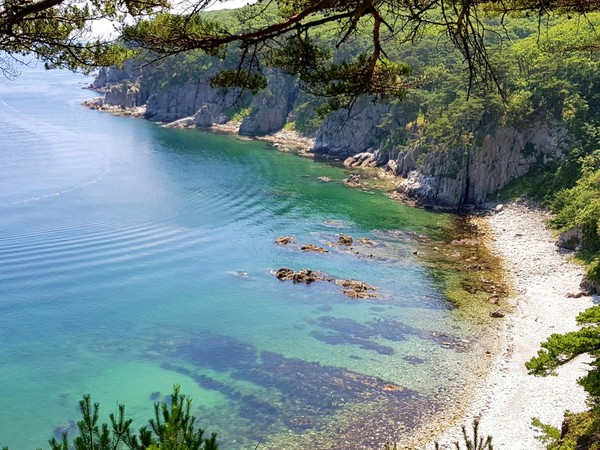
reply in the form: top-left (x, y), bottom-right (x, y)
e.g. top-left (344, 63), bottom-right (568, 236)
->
top-left (434, 202), bottom-right (595, 449)
top-left (81, 98), bottom-right (317, 154)
top-left (82, 99), bottom-right (595, 448)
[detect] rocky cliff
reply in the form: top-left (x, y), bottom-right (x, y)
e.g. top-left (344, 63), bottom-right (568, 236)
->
top-left (313, 97), bottom-right (393, 158)
top-left (239, 72), bottom-right (298, 136)
top-left (144, 80), bottom-right (237, 125)
top-left (390, 124), bottom-right (567, 207)
top-left (90, 68), bottom-right (568, 207)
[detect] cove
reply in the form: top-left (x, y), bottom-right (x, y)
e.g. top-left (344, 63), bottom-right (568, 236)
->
top-left (0, 67), bottom-right (494, 449)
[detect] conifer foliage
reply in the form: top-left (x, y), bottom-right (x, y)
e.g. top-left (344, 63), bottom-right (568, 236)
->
top-left (44, 385), bottom-right (218, 450)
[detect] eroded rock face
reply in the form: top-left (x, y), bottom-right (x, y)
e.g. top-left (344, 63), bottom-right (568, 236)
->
top-left (145, 81), bottom-right (239, 123)
top-left (313, 98), bottom-right (392, 158)
top-left (239, 72), bottom-right (298, 136)
top-left (394, 123), bottom-right (567, 207)
top-left (101, 81), bottom-right (143, 108)
top-left (91, 67), bottom-right (135, 90)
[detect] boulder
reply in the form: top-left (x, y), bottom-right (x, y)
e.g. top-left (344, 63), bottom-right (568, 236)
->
top-left (275, 268), bottom-right (323, 284)
top-left (343, 174), bottom-right (361, 188)
top-left (335, 279), bottom-right (377, 299)
top-left (557, 227), bottom-right (583, 250)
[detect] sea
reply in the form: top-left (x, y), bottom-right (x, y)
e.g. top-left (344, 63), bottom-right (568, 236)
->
top-left (0, 64), bottom-right (490, 449)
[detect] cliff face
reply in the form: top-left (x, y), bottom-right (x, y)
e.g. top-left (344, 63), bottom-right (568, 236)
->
top-left (144, 81), bottom-right (237, 124)
top-left (392, 124), bottom-right (567, 206)
top-left (239, 72), bottom-right (298, 136)
top-left (313, 98), bottom-right (392, 158)
top-left (90, 68), bottom-right (568, 207)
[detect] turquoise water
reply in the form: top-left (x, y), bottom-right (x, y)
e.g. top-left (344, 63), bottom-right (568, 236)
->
top-left (1, 67), bottom-right (482, 449)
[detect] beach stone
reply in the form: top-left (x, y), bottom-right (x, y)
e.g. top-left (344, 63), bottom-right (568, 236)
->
top-left (565, 291), bottom-right (588, 299)
top-left (490, 310), bottom-right (505, 318)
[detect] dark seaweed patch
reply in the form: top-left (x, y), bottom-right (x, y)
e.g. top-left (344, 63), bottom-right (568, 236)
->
top-left (311, 316), bottom-right (469, 353)
top-left (53, 420), bottom-right (77, 441)
top-left (311, 331), bottom-right (394, 355)
top-left (313, 316), bottom-right (379, 340)
top-left (161, 334), bottom-right (417, 442)
top-left (402, 355), bottom-right (427, 365)
top-left (177, 334), bottom-right (257, 371)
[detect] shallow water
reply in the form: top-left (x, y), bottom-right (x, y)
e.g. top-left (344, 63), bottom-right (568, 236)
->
top-left (1, 66), bottom-right (485, 449)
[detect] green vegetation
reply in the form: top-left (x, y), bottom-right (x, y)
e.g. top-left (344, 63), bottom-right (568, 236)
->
top-left (533, 411), bottom-right (600, 450)
top-left (5, 386), bottom-right (219, 450)
top-left (2, 389), bottom-right (493, 450)
top-left (526, 306), bottom-right (600, 449)
top-left (398, 420), bottom-right (494, 450)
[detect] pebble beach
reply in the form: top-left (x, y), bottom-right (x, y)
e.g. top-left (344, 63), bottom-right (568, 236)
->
top-left (435, 203), bottom-right (596, 449)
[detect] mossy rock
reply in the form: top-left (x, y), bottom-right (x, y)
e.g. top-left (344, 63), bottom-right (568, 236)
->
top-left (553, 410), bottom-right (600, 450)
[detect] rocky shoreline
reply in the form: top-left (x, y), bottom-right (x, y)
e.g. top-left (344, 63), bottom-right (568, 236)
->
top-left (433, 202), bottom-right (595, 449)
top-left (82, 96), bottom-right (593, 449)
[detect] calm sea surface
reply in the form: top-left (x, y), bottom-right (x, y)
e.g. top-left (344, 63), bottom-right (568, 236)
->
top-left (1, 66), bottom-right (484, 449)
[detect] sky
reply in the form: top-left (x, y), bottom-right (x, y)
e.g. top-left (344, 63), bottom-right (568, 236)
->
top-left (91, 0), bottom-right (259, 39)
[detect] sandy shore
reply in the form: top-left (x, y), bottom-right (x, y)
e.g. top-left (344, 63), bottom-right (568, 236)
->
top-left (434, 202), bottom-right (596, 449)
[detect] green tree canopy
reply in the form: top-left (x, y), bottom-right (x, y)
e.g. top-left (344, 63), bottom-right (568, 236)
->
top-left (3, 0), bottom-right (600, 99)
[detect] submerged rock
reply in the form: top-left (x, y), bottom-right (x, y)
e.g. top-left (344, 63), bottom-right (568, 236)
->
top-left (275, 267), bottom-right (327, 284)
top-left (358, 237), bottom-right (376, 246)
top-left (338, 234), bottom-right (354, 245)
top-left (273, 267), bottom-right (379, 299)
top-left (335, 279), bottom-right (377, 299)
top-left (275, 236), bottom-right (294, 245)
top-left (300, 244), bottom-right (329, 253)
top-left (343, 174), bottom-right (362, 188)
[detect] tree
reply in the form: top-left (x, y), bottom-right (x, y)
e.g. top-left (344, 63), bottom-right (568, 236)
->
top-left (47, 385), bottom-right (218, 450)
top-left (0, 0), bottom-right (167, 77)
top-left (3, 0), bottom-right (600, 99)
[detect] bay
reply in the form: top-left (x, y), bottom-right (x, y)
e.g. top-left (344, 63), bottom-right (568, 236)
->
top-left (0, 66), bottom-right (485, 449)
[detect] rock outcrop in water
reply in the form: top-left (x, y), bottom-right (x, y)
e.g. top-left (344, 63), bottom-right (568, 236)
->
top-left (89, 67), bottom-right (568, 207)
